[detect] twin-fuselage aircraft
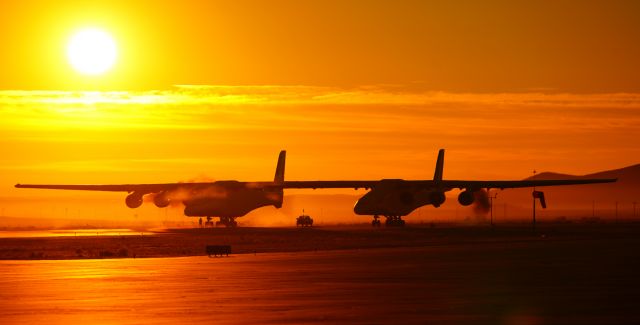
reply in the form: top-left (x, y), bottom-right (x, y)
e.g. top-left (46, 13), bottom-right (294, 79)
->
top-left (15, 150), bottom-right (616, 227)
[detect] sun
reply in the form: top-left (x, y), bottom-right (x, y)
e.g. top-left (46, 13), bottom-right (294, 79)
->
top-left (67, 28), bottom-right (117, 76)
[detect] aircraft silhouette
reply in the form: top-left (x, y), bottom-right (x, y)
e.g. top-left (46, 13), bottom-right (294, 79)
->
top-left (15, 150), bottom-right (616, 227)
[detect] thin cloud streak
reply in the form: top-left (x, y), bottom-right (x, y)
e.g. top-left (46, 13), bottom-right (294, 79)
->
top-left (2, 86), bottom-right (640, 106)
top-left (1, 86), bottom-right (639, 133)
top-left (1, 85), bottom-right (638, 185)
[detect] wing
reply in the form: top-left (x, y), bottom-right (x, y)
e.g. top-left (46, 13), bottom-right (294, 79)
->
top-left (14, 181), bottom-right (280, 193)
top-left (15, 178), bottom-right (616, 193)
top-left (15, 183), bottom-right (187, 193)
top-left (283, 181), bottom-right (379, 189)
top-left (282, 178), bottom-right (616, 190)
top-left (439, 178), bottom-right (617, 190)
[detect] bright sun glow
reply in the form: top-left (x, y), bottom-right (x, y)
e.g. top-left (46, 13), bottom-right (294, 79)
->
top-left (67, 28), bottom-right (117, 75)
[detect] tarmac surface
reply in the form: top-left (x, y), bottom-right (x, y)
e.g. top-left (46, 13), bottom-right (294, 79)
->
top-left (1, 223), bottom-right (639, 324)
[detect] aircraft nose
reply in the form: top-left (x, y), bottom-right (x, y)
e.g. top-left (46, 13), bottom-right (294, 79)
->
top-left (353, 197), bottom-right (372, 215)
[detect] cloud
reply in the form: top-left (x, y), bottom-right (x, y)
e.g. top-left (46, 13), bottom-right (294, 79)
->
top-left (2, 87), bottom-right (639, 147)
top-left (1, 85), bottom-right (640, 107)
top-left (1, 85), bottom-right (639, 181)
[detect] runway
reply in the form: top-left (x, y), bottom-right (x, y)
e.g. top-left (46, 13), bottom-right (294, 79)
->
top-left (1, 227), bottom-right (639, 324)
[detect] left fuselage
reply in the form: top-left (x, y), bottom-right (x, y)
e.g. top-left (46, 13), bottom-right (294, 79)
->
top-left (181, 181), bottom-right (282, 218)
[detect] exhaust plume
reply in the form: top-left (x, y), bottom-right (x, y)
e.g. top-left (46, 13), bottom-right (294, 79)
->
top-left (143, 176), bottom-right (226, 209)
top-left (473, 189), bottom-right (490, 215)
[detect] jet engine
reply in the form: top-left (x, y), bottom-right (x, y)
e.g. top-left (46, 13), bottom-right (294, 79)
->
top-left (125, 192), bottom-right (143, 209)
top-left (429, 191), bottom-right (446, 207)
top-left (153, 192), bottom-right (171, 208)
top-left (457, 190), bottom-right (475, 206)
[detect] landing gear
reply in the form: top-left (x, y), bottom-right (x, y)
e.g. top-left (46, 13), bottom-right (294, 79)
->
top-left (204, 216), bottom-right (214, 227)
top-left (384, 216), bottom-right (405, 227)
top-left (371, 215), bottom-right (381, 227)
top-left (216, 217), bottom-right (238, 227)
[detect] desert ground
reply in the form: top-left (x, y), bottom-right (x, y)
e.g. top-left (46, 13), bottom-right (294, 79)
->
top-left (0, 222), bottom-right (636, 260)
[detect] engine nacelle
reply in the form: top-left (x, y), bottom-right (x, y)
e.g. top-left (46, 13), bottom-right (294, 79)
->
top-left (457, 190), bottom-right (475, 206)
top-left (153, 192), bottom-right (171, 208)
top-left (125, 192), bottom-right (143, 209)
top-left (429, 191), bottom-right (446, 207)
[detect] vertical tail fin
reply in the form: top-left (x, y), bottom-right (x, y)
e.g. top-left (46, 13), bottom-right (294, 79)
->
top-left (433, 149), bottom-right (445, 182)
top-left (274, 150), bottom-right (286, 184)
top-left (272, 150), bottom-right (286, 208)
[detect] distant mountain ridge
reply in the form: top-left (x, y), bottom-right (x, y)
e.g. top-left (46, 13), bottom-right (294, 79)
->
top-left (527, 163), bottom-right (640, 186)
top-left (500, 163), bottom-right (640, 217)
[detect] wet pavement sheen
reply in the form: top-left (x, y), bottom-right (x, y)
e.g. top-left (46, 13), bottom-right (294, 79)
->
top-left (1, 238), bottom-right (639, 324)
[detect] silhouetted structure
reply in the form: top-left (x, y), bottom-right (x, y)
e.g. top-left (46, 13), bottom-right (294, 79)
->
top-left (532, 190), bottom-right (546, 229)
top-left (296, 212), bottom-right (313, 227)
top-left (296, 215), bottom-right (313, 227)
top-left (488, 190), bottom-right (498, 226)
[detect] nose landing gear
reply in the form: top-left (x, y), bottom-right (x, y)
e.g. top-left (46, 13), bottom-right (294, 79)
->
top-left (204, 216), bottom-right (214, 227)
top-left (371, 215), bottom-right (381, 227)
top-left (216, 216), bottom-right (238, 227)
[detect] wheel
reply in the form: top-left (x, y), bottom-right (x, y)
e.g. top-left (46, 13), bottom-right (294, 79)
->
top-left (384, 217), bottom-right (405, 227)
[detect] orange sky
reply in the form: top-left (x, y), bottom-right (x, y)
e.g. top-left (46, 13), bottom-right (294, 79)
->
top-left (0, 1), bottom-right (639, 223)
top-left (2, 1), bottom-right (640, 91)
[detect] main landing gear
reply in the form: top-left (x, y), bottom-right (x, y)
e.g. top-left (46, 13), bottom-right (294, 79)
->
top-left (371, 215), bottom-right (405, 227)
top-left (216, 216), bottom-right (238, 228)
top-left (202, 216), bottom-right (237, 227)
top-left (385, 216), bottom-right (405, 227)
top-left (204, 216), bottom-right (214, 227)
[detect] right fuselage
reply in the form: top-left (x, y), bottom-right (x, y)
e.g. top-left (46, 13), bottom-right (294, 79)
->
top-left (353, 179), bottom-right (445, 216)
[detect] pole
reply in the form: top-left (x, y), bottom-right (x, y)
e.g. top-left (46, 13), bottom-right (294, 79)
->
top-left (533, 194), bottom-right (536, 229)
top-left (490, 195), bottom-right (493, 227)
top-left (532, 170), bottom-right (536, 230)
top-left (488, 190), bottom-right (497, 227)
